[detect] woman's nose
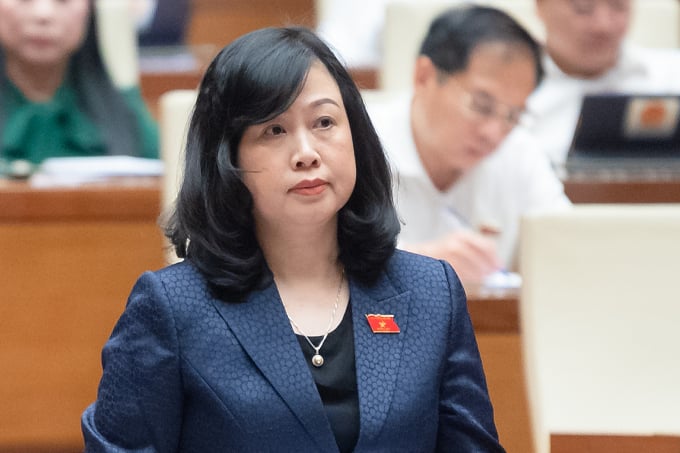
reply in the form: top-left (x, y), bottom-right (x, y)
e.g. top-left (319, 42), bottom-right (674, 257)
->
top-left (32, 0), bottom-right (57, 18)
top-left (292, 132), bottom-right (320, 168)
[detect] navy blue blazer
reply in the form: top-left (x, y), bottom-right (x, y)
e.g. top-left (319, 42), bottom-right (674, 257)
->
top-left (82, 250), bottom-right (504, 452)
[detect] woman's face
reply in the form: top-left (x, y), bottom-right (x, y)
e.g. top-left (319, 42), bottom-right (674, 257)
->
top-left (0, 0), bottom-right (90, 68)
top-left (238, 62), bottom-right (357, 234)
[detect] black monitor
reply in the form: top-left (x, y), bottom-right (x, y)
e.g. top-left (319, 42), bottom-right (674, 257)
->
top-left (569, 94), bottom-right (680, 159)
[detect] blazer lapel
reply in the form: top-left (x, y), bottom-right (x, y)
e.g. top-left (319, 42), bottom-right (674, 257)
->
top-left (210, 284), bottom-right (338, 452)
top-left (350, 274), bottom-right (411, 443)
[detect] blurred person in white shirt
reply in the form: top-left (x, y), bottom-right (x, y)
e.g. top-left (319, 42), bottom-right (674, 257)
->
top-left (366, 5), bottom-right (571, 288)
top-left (527, 0), bottom-right (680, 166)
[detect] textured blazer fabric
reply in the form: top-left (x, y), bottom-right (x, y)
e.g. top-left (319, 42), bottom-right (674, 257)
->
top-left (82, 249), bottom-right (504, 452)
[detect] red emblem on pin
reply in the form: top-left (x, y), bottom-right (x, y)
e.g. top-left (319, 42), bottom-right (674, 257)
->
top-left (365, 314), bottom-right (400, 333)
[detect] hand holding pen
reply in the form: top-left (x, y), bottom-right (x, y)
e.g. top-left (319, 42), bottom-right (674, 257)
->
top-left (423, 206), bottom-right (503, 283)
top-left (403, 228), bottom-right (501, 289)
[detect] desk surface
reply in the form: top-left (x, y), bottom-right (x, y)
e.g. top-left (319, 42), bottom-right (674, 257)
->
top-left (551, 434), bottom-right (680, 453)
top-left (563, 177), bottom-right (680, 203)
top-left (0, 177), bottom-right (161, 222)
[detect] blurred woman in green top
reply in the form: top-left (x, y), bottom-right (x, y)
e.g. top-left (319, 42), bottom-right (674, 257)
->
top-left (0, 0), bottom-right (159, 167)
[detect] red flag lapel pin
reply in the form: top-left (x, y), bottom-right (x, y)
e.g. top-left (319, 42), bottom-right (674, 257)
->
top-left (365, 314), bottom-right (400, 334)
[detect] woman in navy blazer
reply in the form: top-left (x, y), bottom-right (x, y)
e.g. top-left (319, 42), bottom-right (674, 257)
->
top-left (82, 26), bottom-right (504, 453)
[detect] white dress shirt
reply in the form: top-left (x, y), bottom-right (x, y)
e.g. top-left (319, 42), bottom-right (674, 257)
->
top-left (366, 94), bottom-right (571, 269)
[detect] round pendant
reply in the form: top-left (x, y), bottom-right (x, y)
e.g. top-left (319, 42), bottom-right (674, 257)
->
top-left (311, 354), bottom-right (324, 367)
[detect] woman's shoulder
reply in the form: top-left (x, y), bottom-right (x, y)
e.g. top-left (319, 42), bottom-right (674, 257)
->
top-left (132, 260), bottom-right (211, 303)
top-left (389, 248), bottom-right (441, 267)
top-left (389, 248), bottom-right (449, 267)
top-left (126, 260), bottom-right (221, 328)
top-left (385, 249), bottom-right (458, 288)
top-left (377, 250), bottom-right (466, 314)
top-left (153, 259), bottom-right (206, 290)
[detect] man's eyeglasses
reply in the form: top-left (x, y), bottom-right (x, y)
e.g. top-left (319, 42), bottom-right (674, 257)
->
top-left (443, 74), bottom-right (530, 130)
top-left (458, 89), bottom-right (529, 129)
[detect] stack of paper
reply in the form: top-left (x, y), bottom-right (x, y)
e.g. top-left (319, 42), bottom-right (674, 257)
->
top-left (30, 156), bottom-right (164, 187)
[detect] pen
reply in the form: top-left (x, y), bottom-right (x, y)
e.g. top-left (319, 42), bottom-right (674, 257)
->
top-left (446, 205), bottom-right (474, 230)
top-left (446, 205), bottom-right (501, 237)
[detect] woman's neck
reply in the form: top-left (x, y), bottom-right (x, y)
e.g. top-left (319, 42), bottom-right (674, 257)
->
top-left (263, 224), bottom-right (346, 336)
top-left (258, 219), bottom-right (348, 336)
top-left (257, 220), bottom-right (341, 283)
top-left (5, 58), bottom-right (69, 102)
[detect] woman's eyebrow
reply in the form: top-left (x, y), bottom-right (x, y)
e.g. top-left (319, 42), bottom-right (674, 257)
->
top-left (310, 97), bottom-right (341, 108)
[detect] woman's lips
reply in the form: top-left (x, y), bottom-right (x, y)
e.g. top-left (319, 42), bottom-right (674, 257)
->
top-left (27, 36), bottom-right (56, 48)
top-left (290, 178), bottom-right (328, 195)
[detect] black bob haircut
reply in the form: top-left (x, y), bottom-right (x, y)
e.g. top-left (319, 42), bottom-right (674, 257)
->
top-left (419, 5), bottom-right (544, 84)
top-left (165, 26), bottom-right (400, 301)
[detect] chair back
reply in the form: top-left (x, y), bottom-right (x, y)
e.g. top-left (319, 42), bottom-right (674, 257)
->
top-left (95, 0), bottom-right (140, 88)
top-left (159, 89), bottom-right (196, 211)
top-left (519, 204), bottom-right (680, 453)
top-left (159, 89), bottom-right (197, 262)
top-left (629, 0), bottom-right (680, 49)
top-left (381, 0), bottom-right (459, 91)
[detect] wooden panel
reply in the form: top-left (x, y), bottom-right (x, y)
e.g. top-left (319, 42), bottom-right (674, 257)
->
top-left (477, 333), bottom-right (533, 453)
top-left (0, 448), bottom-right (80, 453)
top-left (0, 178), bottom-right (160, 222)
top-left (469, 291), bottom-right (526, 452)
top-left (0, 222), bottom-right (165, 446)
top-left (468, 288), bottom-right (519, 334)
top-left (564, 178), bottom-right (680, 203)
top-left (141, 71), bottom-right (203, 117)
top-left (187, 0), bottom-right (315, 47)
top-left (0, 180), bottom-right (165, 449)
top-left (552, 434), bottom-right (680, 453)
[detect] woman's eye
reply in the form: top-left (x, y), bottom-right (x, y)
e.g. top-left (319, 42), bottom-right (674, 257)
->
top-left (316, 117), bottom-right (334, 129)
top-left (265, 125), bottom-right (285, 136)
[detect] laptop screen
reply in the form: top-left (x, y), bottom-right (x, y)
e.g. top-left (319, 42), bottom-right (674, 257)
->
top-left (569, 94), bottom-right (680, 159)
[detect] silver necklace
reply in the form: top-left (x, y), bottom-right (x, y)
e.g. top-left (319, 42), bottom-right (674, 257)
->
top-left (285, 270), bottom-right (344, 368)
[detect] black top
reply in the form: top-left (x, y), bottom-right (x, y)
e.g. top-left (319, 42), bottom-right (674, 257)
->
top-left (296, 303), bottom-right (359, 453)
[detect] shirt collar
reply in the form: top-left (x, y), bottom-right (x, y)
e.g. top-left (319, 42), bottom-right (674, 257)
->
top-left (542, 43), bottom-right (648, 83)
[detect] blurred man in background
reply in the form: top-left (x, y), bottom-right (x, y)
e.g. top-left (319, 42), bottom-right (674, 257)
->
top-left (366, 5), bottom-right (570, 288)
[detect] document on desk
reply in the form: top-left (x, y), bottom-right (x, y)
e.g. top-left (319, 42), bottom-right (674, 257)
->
top-left (483, 270), bottom-right (522, 290)
top-left (30, 156), bottom-right (164, 187)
